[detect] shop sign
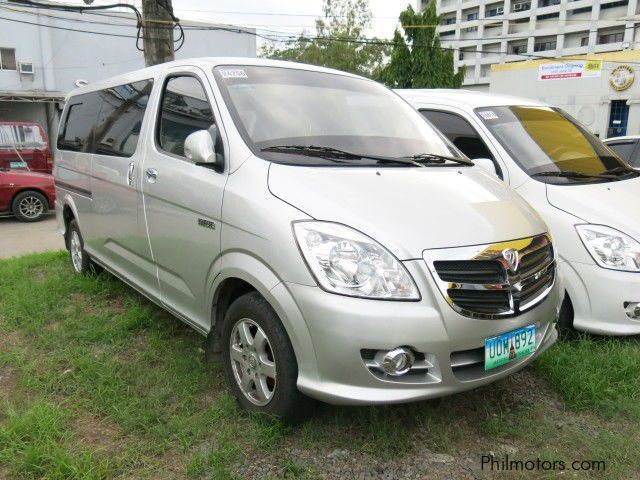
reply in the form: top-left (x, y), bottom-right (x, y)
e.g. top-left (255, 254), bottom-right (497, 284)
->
top-left (609, 65), bottom-right (635, 91)
top-left (538, 60), bottom-right (602, 80)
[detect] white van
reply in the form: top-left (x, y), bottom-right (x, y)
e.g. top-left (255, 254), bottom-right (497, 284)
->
top-left (399, 89), bottom-right (640, 336)
top-left (53, 59), bottom-right (562, 421)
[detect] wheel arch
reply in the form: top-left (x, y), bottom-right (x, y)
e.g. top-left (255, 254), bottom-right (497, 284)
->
top-left (205, 251), bottom-right (318, 381)
top-left (58, 194), bottom-right (80, 249)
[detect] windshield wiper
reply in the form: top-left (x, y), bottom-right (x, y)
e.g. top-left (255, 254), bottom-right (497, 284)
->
top-left (531, 170), bottom-right (615, 180)
top-left (601, 166), bottom-right (638, 176)
top-left (260, 145), bottom-right (424, 167)
top-left (401, 152), bottom-right (474, 166)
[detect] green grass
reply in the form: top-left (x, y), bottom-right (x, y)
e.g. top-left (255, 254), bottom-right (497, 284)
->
top-left (535, 335), bottom-right (640, 418)
top-left (0, 251), bottom-right (639, 478)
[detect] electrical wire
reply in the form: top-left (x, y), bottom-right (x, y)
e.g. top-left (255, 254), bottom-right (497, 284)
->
top-left (1, 3), bottom-right (639, 67)
top-left (7, 0), bottom-right (185, 52)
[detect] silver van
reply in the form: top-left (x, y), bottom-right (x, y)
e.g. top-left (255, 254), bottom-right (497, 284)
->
top-left (54, 58), bottom-right (562, 421)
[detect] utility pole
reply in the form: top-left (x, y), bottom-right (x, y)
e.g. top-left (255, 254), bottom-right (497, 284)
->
top-left (142, 0), bottom-right (175, 66)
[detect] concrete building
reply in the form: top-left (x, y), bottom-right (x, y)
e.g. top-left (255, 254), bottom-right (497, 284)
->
top-left (0, 1), bottom-right (256, 141)
top-left (489, 50), bottom-right (640, 137)
top-left (425, 0), bottom-right (640, 89)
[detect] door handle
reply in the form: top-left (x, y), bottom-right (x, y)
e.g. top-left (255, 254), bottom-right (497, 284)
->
top-left (145, 168), bottom-right (158, 184)
top-left (127, 162), bottom-right (135, 186)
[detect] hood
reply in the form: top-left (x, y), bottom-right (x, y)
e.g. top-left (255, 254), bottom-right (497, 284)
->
top-left (268, 164), bottom-right (547, 259)
top-left (547, 175), bottom-right (640, 240)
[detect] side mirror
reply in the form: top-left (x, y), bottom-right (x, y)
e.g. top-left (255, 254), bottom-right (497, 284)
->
top-left (473, 158), bottom-right (498, 177)
top-left (184, 127), bottom-right (222, 169)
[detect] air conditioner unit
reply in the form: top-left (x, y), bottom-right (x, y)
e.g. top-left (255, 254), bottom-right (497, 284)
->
top-left (514, 3), bottom-right (522, 10)
top-left (497, 6), bottom-right (504, 13)
top-left (18, 62), bottom-right (34, 75)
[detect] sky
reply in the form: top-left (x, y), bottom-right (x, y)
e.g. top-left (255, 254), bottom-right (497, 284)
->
top-left (165, 0), bottom-right (419, 40)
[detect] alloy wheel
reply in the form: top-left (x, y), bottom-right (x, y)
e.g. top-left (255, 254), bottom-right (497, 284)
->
top-left (70, 231), bottom-right (83, 273)
top-left (229, 318), bottom-right (277, 406)
top-left (18, 195), bottom-right (44, 219)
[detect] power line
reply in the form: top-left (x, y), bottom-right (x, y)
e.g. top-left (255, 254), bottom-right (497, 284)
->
top-left (2, 3), bottom-right (640, 67)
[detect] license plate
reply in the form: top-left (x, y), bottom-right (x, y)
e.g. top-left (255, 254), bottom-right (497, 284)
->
top-left (485, 325), bottom-right (536, 370)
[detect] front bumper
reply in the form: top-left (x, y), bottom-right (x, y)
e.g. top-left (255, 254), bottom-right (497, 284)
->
top-left (285, 260), bottom-right (562, 405)
top-left (562, 260), bottom-right (640, 335)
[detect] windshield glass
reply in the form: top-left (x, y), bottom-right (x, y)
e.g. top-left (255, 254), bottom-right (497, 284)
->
top-left (475, 106), bottom-right (637, 184)
top-left (213, 65), bottom-right (463, 166)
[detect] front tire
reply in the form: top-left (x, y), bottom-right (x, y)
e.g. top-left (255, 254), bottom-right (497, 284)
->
top-left (222, 292), bottom-right (313, 423)
top-left (12, 190), bottom-right (48, 222)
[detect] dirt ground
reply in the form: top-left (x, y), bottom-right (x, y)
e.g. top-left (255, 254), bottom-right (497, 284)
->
top-left (0, 215), bottom-right (64, 259)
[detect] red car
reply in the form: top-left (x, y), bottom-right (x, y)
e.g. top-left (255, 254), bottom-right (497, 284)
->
top-left (0, 122), bottom-right (53, 174)
top-left (0, 168), bottom-right (55, 222)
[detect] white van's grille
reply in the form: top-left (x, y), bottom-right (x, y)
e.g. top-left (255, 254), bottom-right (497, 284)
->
top-left (424, 234), bottom-right (555, 319)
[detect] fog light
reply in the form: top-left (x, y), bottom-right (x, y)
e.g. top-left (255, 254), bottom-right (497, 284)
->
top-left (624, 302), bottom-right (640, 319)
top-left (380, 347), bottom-right (415, 376)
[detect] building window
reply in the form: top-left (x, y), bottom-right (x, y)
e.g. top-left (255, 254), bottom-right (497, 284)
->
top-left (538, 12), bottom-right (560, 20)
top-left (0, 48), bottom-right (16, 71)
top-left (511, 45), bottom-right (527, 54)
top-left (570, 6), bottom-right (592, 15)
top-left (580, 36), bottom-right (589, 46)
top-left (512, 2), bottom-right (531, 12)
top-left (601, 1), bottom-right (628, 10)
top-left (534, 41), bottom-right (556, 51)
top-left (539, 0), bottom-right (560, 6)
top-left (442, 17), bottom-right (457, 25)
top-left (467, 12), bottom-right (479, 20)
top-left (486, 6), bottom-right (504, 17)
top-left (598, 31), bottom-right (624, 44)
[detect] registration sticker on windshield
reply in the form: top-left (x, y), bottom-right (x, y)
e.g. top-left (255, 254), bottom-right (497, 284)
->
top-left (219, 69), bottom-right (248, 79)
top-left (478, 110), bottom-right (499, 120)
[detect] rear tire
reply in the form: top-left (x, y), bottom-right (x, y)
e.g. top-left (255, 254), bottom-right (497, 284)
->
top-left (221, 291), bottom-right (313, 423)
top-left (12, 191), bottom-right (48, 222)
top-left (67, 220), bottom-right (101, 275)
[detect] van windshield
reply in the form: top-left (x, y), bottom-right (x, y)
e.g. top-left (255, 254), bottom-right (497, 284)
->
top-left (475, 106), bottom-right (638, 184)
top-left (213, 65), bottom-right (464, 166)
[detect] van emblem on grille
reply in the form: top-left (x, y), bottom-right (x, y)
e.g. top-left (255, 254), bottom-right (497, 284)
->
top-left (502, 248), bottom-right (520, 273)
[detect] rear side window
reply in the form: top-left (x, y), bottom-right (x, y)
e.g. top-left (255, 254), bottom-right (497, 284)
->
top-left (420, 110), bottom-right (495, 161)
top-left (158, 75), bottom-right (215, 157)
top-left (58, 79), bottom-right (153, 156)
top-left (606, 141), bottom-right (637, 165)
top-left (57, 93), bottom-right (101, 152)
top-left (93, 80), bottom-right (153, 158)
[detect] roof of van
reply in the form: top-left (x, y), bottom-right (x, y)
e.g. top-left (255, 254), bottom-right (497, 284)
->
top-left (66, 57), bottom-right (362, 99)
top-left (395, 89), bottom-right (547, 109)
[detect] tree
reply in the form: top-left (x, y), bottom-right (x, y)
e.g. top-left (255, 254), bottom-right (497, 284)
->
top-left (260, 0), bottom-right (388, 78)
top-left (378, 2), bottom-right (464, 88)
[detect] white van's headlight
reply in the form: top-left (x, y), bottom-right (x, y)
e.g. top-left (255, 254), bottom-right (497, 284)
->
top-left (576, 225), bottom-right (640, 272)
top-left (293, 221), bottom-right (420, 300)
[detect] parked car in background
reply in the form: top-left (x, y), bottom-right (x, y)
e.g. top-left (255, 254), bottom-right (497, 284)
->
top-left (55, 59), bottom-right (562, 422)
top-left (0, 122), bottom-right (53, 174)
top-left (0, 166), bottom-right (55, 222)
top-left (399, 89), bottom-right (640, 336)
top-left (603, 135), bottom-right (640, 168)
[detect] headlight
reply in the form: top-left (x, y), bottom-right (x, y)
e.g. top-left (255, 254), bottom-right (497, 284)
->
top-left (576, 224), bottom-right (640, 272)
top-left (293, 221), bottom-right (420, 300)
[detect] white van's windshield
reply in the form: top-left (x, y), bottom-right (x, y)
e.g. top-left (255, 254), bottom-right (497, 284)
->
top-left (213, 65), bottom-right (467, 167)
top-left (476, 106), bottom-right (638, 184)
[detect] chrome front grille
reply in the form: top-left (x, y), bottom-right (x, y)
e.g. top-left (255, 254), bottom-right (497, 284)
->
top-left (424, 234), bottom-right (556, 319)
